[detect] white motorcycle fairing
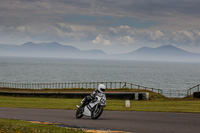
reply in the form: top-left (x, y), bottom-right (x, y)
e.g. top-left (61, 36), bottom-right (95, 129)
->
top-left (76, 93), bottom-right (106, 119)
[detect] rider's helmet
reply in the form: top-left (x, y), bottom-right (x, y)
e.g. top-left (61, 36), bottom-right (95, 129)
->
top-left (98, 84), bottom-right (106, 93)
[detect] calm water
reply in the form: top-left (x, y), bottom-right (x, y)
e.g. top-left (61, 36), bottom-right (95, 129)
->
top-left (0, 57), bottom-right (200, 91)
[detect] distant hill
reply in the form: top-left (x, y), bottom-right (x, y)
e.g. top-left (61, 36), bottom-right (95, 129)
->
top-left (83, 49), bottom-right (106, 55)
top-left (1, 43), bottom-right (200, 62)
top-left (0, 42), bottom-right (107, 59)
top-left (120, 45), bottom-right (200, 62)
top-left (19, 42), bottom-right (81, 53)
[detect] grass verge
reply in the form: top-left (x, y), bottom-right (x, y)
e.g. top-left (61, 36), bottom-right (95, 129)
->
top-left (0, 87), bottom-right (167, 100)
top-left (0, 118), bottom-right (86, 133)
top-left (0, 96), bottom-right (200, 113)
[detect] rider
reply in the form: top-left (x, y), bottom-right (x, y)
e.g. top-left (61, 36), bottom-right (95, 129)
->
top-left (81, 84), bottom-right (106, 106)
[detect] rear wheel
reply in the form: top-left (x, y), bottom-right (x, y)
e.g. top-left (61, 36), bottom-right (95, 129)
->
top-left (76, 107), bottom-right (84, 118)
top-left (91, 105), bottom-right (103, 119)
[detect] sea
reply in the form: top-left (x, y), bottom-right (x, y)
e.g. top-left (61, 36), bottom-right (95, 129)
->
top-left (0, 56), bottom-right (200, 92)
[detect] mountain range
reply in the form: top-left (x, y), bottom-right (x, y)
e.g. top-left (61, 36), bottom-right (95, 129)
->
top-left (118, 45), bottom-right (200, 62)
top-left (0, 42), bottom-right (107, 59)
top-left (0, 42), bottom-right (200, 62)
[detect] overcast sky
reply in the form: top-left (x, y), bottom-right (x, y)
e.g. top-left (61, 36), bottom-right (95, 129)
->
top-left (1, 0), bottom-right (200, 54)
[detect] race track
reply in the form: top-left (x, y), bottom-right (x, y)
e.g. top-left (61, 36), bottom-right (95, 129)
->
top-left (0, 107), bottom-right (200, 133)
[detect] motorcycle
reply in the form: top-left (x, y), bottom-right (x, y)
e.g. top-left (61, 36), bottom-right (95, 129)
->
top-left (76, 93), bottom-right (106, 119)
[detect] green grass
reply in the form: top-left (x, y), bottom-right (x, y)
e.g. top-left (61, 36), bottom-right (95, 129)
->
top-left (107, 100), bottom-right (200, 113)
top-left (0, 96), bottom-right (80, 109)
top-left (0, 118), bottom-right (86, 133)
top-left (0, 96), bottom-right (200, 113)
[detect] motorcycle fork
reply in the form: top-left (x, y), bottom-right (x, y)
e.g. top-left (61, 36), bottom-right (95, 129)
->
top-left (94, 104), bottom-right (99, 112)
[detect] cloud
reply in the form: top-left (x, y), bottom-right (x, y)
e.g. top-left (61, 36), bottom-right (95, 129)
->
top-left (106, 25), bottom-right (200, 47)
top-left (1, 0), bottom-right (200, 53)
top-left (118, 36), bottom-right (134, 46)
top-left (167, 30), bottom-right (197, 45)
top-left (149, 30), bottom-right (165, 41)
top-left (133, 29), bottom-right (200, 46)
top-left (109, 27), bottom-right (118, 34)
top-left (16, 26), bottom-right (26, 32)
top-left (92, 34), bottom-right (113, 46)
top-left (119, 25), bottom-right (131, 29)
top-left (1, 0), bottom-right (200, 29)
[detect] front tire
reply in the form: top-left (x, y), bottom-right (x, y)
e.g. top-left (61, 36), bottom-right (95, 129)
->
top-left (76, 107), bottom-right (84, 119)
top-left (91, 104), bottom-right (103, 119)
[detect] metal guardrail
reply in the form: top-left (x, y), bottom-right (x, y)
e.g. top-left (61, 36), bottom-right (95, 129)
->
top-left (0, 82), bottom-right (162, 94)
top-left (164, 84), bottom-right (200, 98)
top-left (162, 90), bottom-right (188, 98)
top-left (1, 82), bottom-right (199, 98)
top-left (187, 84), bottom-right (200, 96)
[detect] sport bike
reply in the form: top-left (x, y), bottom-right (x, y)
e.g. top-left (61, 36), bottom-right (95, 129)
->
top-left (76, 93), bottom-right (106, 119)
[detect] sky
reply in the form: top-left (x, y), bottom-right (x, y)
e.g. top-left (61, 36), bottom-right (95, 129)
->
top-left (1, 0), bottom-right (200, 54)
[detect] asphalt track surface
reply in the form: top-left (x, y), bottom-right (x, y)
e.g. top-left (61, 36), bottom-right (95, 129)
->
top-left (0, 108), bottom-right (200, 133)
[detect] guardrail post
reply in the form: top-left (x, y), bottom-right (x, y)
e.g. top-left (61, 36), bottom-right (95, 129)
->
top-left (170, 90), bottom-right (171, 98)
top-left (178, 90), bottom-right (180, 97)
top-left (92, 82), bottom-right (94, 89)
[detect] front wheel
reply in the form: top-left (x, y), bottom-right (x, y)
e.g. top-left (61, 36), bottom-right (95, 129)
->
top-left (76, 107), bottom-right (84, 118)
top-left (91, 104), bottom-right (103, 119)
